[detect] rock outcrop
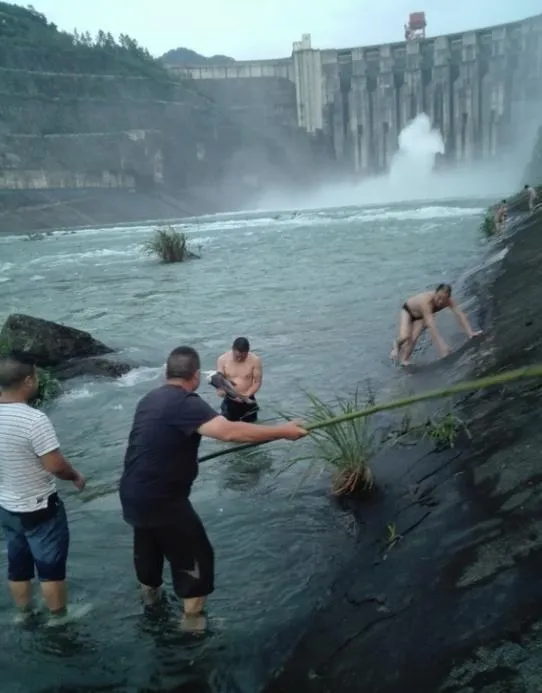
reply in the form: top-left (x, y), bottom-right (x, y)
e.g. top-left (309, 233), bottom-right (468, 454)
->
top-left (263, 206), bottom-right (542, 692)
top-left (0, 314), bottom-right (134, 380)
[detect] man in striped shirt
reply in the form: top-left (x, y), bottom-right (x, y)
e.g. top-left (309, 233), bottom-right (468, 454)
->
top-left (0, 353), bottom-right (85, 623)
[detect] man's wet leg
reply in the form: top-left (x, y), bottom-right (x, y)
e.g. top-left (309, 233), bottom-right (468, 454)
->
top-left (401, 321), bottom-right (425, 365)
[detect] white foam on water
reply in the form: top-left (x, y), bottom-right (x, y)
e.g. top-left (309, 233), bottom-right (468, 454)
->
top-left (59, 386), bottom-right (96, 402)
top-left (347, 206), bottom-right (484, 224)
top-left (115, 365), bottom-right (163, 388)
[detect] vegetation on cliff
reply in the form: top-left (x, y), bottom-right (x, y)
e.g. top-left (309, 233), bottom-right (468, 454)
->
top-left (0, 2), bottom-right (170, 80)
top-left (143, 225), bottom-right (199, 263)
top-left (161, 46), bottom-right (235, 66)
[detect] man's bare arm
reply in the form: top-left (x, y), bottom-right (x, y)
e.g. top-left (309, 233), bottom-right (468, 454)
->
top-left (422, 308), bottom-right (449, 356)
top-left (215, 355), bottom-right (226, 397)
top-left (245, 357), bottom-right (262, 398)
top-left (198, 416), bottom-right (305, 444)
top-left (216, 354), bottom-right (226, 374)
top-left (40, 449), bottom-right (85, 488)
top-left (449, 300), bottom-right (478, 337)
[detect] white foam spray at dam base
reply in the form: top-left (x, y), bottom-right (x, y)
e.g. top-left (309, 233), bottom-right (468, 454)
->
top-left (388, 113), bottom-right (445, 187)
top-left (252, 112), bottom-right (521, 212)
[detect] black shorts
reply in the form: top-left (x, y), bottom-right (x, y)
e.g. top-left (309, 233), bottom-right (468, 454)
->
top-left (220, 396), bottom-right (258, 423)
top-left (133, 500), bottom-right (214, 600)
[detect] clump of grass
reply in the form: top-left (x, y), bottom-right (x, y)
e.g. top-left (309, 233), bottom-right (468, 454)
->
top-left (282, 389), bottom-right (379, 498)
top-left (422, 412), bottom-right (470, 450)
top-left (143, 225), bottom-right (198, 263)
top-left (398, 405), bottom-right (470, 451)
top-left (480, 212), bottom-right (496, 237)
top-left (0, 339), bottom-right (59, 409)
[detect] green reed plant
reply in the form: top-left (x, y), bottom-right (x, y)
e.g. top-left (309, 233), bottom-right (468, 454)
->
top-left (143, 225), bottom-right (197, 263)
top-left (279, 388), bottom-right (379, 497)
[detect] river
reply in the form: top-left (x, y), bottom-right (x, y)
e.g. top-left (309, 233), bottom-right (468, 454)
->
top-left (0, 199), bottom-right (490, 692)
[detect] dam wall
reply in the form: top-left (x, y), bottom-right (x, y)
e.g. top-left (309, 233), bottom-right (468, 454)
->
top-left (167, 14), bottom-right (542, 175)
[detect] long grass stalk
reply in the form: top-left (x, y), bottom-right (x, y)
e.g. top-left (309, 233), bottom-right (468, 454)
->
top-left (198, 364), bottom-right (542, 463)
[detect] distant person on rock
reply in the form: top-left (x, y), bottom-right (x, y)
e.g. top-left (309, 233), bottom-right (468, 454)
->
top-left (119, 346), bottom-right (306, 633)
top-left (216, 337), bottom-right (262, 423)
top-left (389, 284), bottom-right (482, 366)
top-left (494, 199), bottom-right (507, 234)
top-left (0, 353), bottom-right (86, 625)
top-left (524, 184), bottom-right (538, 212)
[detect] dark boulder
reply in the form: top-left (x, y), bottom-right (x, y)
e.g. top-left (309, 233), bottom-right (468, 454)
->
top-left (0, 314), bottom-right (134, 380)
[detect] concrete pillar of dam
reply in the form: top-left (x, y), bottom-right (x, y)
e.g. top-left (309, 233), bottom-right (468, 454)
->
top-left (320, 52), bottom-right (341, 160)
top-left (484, 27), bottom-right (508, 158)
top-left (399, 41), bottom-right (423, 132)
top-left (351, 76), bottom-right (372, 175)
top-left (348, 48), bottom-right (368, 174)
top-left (292, 34), bottom-right (324, 134)
top-left (452, 32), bottom-right (479, 163)
top-left (373, 45), bottom-right (396, 172)
top-left (430, 37), bottom-right (453, 155)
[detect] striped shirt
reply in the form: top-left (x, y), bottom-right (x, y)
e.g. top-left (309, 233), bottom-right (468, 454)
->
top-left (0, 402), bottom-right (59, 512)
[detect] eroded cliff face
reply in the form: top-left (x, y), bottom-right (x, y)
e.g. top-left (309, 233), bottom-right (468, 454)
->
top-left (262, 208), bottom-right (542, 692)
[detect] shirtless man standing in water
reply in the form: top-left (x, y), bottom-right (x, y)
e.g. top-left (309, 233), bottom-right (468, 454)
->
top-left (389, 284), bottom-right (482, 366)
top-left (216, 337), bottom-right (262, 422)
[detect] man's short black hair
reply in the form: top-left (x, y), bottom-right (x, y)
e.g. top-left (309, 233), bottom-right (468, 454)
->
top-left (436, 283), bottom-right (452, 295)
top-left (0, 352), bottom-right (36, 390)
top-left (525, 184), bottom-right (529, 189)
top-left (165, 346), bottom-right (200, 380)
top-left (232, 337), bottom-right (250, 353)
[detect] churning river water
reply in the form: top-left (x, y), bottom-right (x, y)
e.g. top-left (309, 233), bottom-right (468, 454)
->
top-left (0, 199), bottom-right (492, 692)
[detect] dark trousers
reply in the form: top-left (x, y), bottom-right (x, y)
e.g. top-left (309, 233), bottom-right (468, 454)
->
top-left (133, 500), bottom-right (214, 600)
top-left (220, 396), bottom-right (258, 423)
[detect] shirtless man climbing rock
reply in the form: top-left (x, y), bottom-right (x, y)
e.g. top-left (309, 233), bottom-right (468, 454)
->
top-left (389, 284), bottom-right (481, 366)
top-left (216, 337), bottom-right (262, 422)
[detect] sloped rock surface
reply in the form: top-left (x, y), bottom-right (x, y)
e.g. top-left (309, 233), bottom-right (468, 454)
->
top-left (263, 207), bottom-right (542, 693)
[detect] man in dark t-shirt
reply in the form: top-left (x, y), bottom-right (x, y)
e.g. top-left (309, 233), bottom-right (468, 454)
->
top-left (120, 345), bottom-right (307, 632)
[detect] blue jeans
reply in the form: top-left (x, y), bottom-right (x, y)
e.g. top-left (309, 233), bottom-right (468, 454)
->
top-left (0, 494), bottom-right (70, 582)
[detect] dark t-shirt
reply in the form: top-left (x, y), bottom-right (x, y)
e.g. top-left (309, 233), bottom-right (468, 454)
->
top-left (119, 384), bottom-right (219, 527)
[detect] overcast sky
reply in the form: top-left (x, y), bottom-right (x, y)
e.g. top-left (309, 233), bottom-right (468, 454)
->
top-left (19, 0), bottom-right (542, 60)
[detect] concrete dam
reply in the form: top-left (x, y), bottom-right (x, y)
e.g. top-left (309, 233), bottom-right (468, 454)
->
top-left (167, 12), bottom-right (542, 176)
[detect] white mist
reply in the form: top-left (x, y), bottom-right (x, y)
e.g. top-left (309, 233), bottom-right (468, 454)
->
top-left (389, 113), bottom-right (445, 186)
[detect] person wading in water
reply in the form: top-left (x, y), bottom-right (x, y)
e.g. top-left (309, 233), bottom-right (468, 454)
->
top-left (216, 337), bottom-right (262, 423)
top-left (119, 346), bottom-right (306, 632)
top-left (389, 284), bottom-right (482, 366)
top-left (0, 353), bottom-right (86, 625)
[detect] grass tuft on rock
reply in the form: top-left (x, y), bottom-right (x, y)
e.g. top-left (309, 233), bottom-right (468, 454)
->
top-left (281, 389), bottom-right (378, 498)
top-left (0, 339), bottom-right (60, 409)
top-left (143, 225), bottom-right (199, 264)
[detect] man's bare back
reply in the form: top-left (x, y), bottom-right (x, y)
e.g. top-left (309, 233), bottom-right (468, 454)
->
top-left (403, 291), bottom-right (439, 318)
